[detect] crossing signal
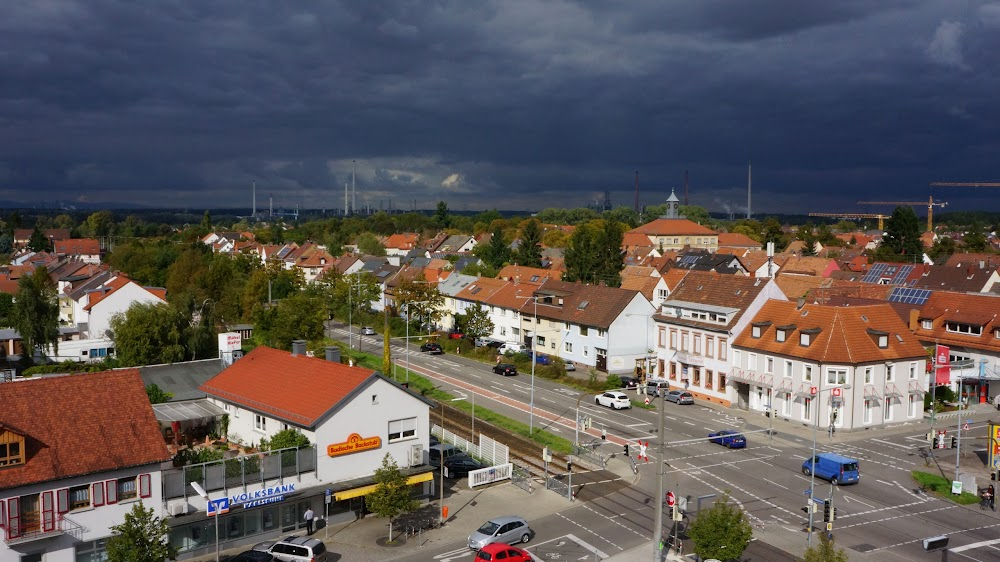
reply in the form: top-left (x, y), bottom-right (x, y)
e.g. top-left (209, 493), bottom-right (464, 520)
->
top-left (822, 500), bottom-right (832, 522)
top-left (624, 443), bottom-right (630, 456)
top-left (951, 436), bottom-right (958, 449)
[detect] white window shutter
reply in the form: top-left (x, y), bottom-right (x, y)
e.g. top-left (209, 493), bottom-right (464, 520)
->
top-left (92, 482), bottom-right (105, 506)
top-left (42, 491), bottom-right (55, 532)
top-left (106, 480), bottom-right (118, 504)
top-left (57, 488), bottom-right (69, 513)
top-left (139, 474), bottom-right (151, 498)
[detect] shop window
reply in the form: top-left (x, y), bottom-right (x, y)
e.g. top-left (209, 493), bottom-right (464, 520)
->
top-left (863, 400), bottom-right (872, 424)
top-left (908, 395), bottom-right (918, 418)
top-left (782, 392), bottom-right (792, 416)
top-left (803, 398), bottom-right (812, 421)
top-left (388, 417), bottom-right (417, 442)
top-left (75, 538), bottom-right (109, 562)
top-left (884, 398), bottom-right (893, 421)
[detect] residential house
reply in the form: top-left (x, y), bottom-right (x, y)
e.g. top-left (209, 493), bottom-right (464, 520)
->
top-left (430, 234), bottom-right (476, 255)
top-left (52, 239), bottom-right (102, 264)
top-left (12, 229), bottom-right (70, 249)
top-left (626, 191), bottom-right (719, 253)
top-left (910, 292), bottom-right (1000, 403)
top-left (497, 265), bottom-right (560, 285)
top-left (0, 370), bottom-right (171, 561)
top-left (437, 273), bottom-right (479, 332)
top-left (776, 256), bottom-right (841, 278)
top-left (671, 250), bottom-right (749, 275)
top-left (654, 271), bottom-right (786, 407)
top-left (453, 278), bottom-right (510, 342)
top-left (717, 233), bottom-right (762, 253)
top-left (914, 258), bottom-right (1000, 293)
top-left (731, 301), bottom-right (928, 430)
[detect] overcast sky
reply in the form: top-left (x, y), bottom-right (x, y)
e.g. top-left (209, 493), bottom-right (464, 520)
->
top-left (3, 1), bottom-right (999, 215)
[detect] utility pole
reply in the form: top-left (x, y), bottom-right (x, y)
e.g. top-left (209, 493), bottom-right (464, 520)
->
top-left (652, 390), bottom-right (666, 559)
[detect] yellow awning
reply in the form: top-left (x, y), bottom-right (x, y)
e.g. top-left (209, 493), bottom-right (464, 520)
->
top-left (333, 472), bottom-right (435, 501)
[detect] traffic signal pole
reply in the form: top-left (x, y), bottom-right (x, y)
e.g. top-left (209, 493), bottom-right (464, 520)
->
top-left (652, 388), bottom-right (666, 560)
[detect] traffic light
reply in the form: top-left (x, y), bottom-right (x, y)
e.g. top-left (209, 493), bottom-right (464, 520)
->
top-left (601, 428), bottom-right (607, 441)
top-left (951, 436), bottom-right (958, 449)
top-left (567, 460), bottom-right (573, 472)
top-left (822, 500), bottom-right (832, 522)
top-left (624, 443), bottom-right (630, 456)
top-left (830, 507), bottom-right (837, 521)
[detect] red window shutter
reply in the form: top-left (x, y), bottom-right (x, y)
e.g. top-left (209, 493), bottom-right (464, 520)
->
top-left (42, 491), bottom-right (55, 532)
top-left (105, 480), bottom-right (118, 504)
top-left (139, 474), bottom-right (151, 498)
top-left (57, 488), bottom-right (69, 513)
top-left (92, 483), bottom-right (105, 506)
top-left (0, 499), bottom-right (6, 529)
top-left (7, 498), bottom-right (20, 538)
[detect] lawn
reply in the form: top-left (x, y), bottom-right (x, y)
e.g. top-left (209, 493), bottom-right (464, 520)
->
top-left (912, 471), bottom-right (981, 505)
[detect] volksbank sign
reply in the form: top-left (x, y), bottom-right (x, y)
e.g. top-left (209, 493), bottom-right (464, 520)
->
top-left (230, 483), bottom-right (295, 508)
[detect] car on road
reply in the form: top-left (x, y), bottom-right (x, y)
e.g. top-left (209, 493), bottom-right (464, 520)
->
top-left (535, 353), bottom-right (552, 365)
top-left (497, 342), bottom-right (527, 355)
top-left (802, 453), bottom-right (860, 485)
top-left (595, 391), bottom-right (632, 410)
top-left (564, 360), bottom-right (577, 372)
top-left (475, 543), bottom-right (532, 561)
top-left (644, 381), bottom-right (670, 397)
top-left (252, 536), bottom-right (329, 562)
top-left (493, 363), bottom-right (518, 376)
top-left (468, 516), bottom-right (533, 550)
top-left (618, 376), bottom-right (638, 390)
top-left (664, 390), bottom-right (694, 404)
top-left (231, 551), bottom-right (274, 562)
top-left (420, 342), bottom-right (444, 354)
top-left (360, 326), bottom-right (376, 335)
top-left (708, 429), bottom-right (747, 448)
top-left (448, 331), bottom-right (464, 339)
top-left (444, 454), bottom-right (487, 478)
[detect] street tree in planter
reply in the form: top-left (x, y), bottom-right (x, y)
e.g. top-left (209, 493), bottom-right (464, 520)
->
top-left (687, 491), bottom-right (752, 561)
top-left (365, 453), bottom-right (418, 543)
top-left (803, 532), bottom-right (849, 562)
top-left (106, 501), bottom-right (178, 562)
top-left (459, 302), bottom-right (494, 342)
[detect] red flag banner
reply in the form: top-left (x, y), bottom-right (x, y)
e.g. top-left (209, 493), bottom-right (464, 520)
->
top-left (935, 344), bottom-right (951, 385)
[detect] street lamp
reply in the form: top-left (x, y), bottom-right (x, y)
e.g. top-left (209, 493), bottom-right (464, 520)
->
top-left (190, 482), bottom-right (220, 562)
top-left (440, 396), bottom-right (466, 526)
top-left (404, 300), bottom-right (431, 384)
top-left (515, 295), bottom-right (542, 435)
top-left (807, 384), bottom-right (851, 545)
top-left (952, 359), bottom-right (976, 485)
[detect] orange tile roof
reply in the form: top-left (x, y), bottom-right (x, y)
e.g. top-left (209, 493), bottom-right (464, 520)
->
top-left (914, 292), bottom-right (1000, 354)
top-left (774, 275), bottom-right (826, 299)
top-left (733, 301), bottom-right (927, 364)
top-left (661, 271), bottom-right (774, 330)
top-left (779, 256), bottom-right (838, 277)
top-left (622, 231), bottom-right (655, 248)
top-left (199, 346), bottom-right (379, 427)
top-left (454, 277), bottom-right (509, 303)
top-left (530, 280), bottom-right (642, 329)
top-left (717, 233), bottom-right (761, 248)
top-left (496, 265), bottom-right (560, 284)
top-left (385, 233), bottom-right (420, 250)
top-left (660, 269), bottom-right (689, 292)
top-left (54, 238), bottom-right (101, 255)
top-left (483, 282), bottom-right (539, 310)
top-left (629, 219), bottom-right (717, 237)
top-left (620, 276), bottom-right (661, 301)
top-left (0, 370), bottom-right (170, 490)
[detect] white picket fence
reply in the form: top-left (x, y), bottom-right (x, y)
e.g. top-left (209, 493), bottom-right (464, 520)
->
top-left (469, 463), bottom-right (513, 488)
top-left (431, 424), bottom-right (509, 467)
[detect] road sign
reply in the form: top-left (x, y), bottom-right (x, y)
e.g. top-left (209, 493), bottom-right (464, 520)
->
top-left (644, 396), bottom-right (650, 405)
top-left (826, 522), bottom-right (833, 531)
top-left (963, 422), bottom-right (970, 431)
top-left (667, 491), bottom-right (676, 507)
top-left (810, 386), bottom-right (817, 395)
top-left (832, 388), bottom-right (841, 397)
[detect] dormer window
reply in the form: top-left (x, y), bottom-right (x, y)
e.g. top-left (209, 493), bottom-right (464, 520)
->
top-left (946, 322), bottom-right (982, 336)
top-left (799, 328), bottom-right (821, 347)
top-left (752, 326), bottom-right (762, 338)
top-left (776, 324), bottom-right (796, 343)
top-left (921, 319), bottom-right (932, 330)
top-left (866, 328), bottom-right (889, 348)
top-left (0, 433), bottom-right (25, 466)
top-left (750, 321), bottom-right (772, 339)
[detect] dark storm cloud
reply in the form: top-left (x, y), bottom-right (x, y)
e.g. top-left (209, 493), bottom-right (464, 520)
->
top-left (1, 1), bottom-right (999, 213)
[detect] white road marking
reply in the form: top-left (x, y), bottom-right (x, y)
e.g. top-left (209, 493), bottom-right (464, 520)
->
top-left (763, 478), bottom-right (788, 490)
top-left (840, 495), bottom-right (877, 509)
top-left (467, 373), bottom-right (481, 379)
top-left (683, 421), bottom-right (695, 426)
top-left (949, 538), bottom-right (1000, 553)
top-left (876, 479), bottom-right (892, 485)
top-left (532, 530), bottom-right (614, 558)
top-left (626, 423), bottom-right (649, 428)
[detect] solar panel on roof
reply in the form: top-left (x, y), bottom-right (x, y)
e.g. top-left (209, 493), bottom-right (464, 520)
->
top-left (887, 287), bottom-right (932, 305)
top-left (861, 263), bottom-right (888, 284)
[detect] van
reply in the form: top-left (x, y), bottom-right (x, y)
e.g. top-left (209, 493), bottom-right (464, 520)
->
top-left (429, 444), bottom-right (461, 468)
top-left (802, 453), bottom-right (860, 485)
top-left (498, 342), bottom-right (527, 355)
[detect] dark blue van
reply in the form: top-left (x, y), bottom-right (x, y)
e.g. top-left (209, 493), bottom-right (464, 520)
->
top-left (802, 453), bottom-right (860, 485)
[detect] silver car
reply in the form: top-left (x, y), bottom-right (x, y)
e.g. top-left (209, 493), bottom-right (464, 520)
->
top-left (468, 515), bottom-right (533, 550)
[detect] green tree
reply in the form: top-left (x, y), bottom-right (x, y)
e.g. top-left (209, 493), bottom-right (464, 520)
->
top-left (802, 532), bottom-right (849, 562)
top-left (12, 267), bottom-right (60, 360)
top-left (365, 453), bottom-right (418, 542)
top-left (541, 228), bottom-right (570, 249)
top-left (880, 206), bottom-right (923, 258)
top-left (928, 236), bottom-right (958, 261)
top-left (261, 428), bottom-right (311, 451)
top-left (762, 217), bottom-right (786, 249)
top-left (564, 222), bottom-right (599, 284)
top-left (83, 210), bottom-right (115, 238)
top-left (357, 232), bottom-right (386, 256)
top-left (28, 226), bottom-right (51, 252)
top-left (687, 492), bottom-right (753, 561)
top-left (253, 292), bottom-right (326, 350)
top-left (962, 220), bottom-right (990, 253)
top-left (565, 219), bottom-right (625, 285)
top-left (106, 501), bottom-right (178, 562)
top-left (475, 226), bottom-right (510, 270)
top-left (0, 233), bottom-right (12, 254)
top-left (110, 302), bottom-right (189, 366)
top-left (678, 205), bottom-right (711, 224)
top-left (458, 302), bottom-right (494, 341)
top-left (0, 293), bottom-right (14, 327)
top-left (594, 219), bottom-right (625, 287)
top-left (395, 277), bottom-right (445, 328)
top-left (145, 384), bottom-right (173, 404)
top-left (201, 210), bottom-right (212, 230)
top-left (434, 201), bottom-right (451, 229)
top-left (515, 219), bottom-right (543, 267)
top-left (329, 272), bottom-right (382, 323)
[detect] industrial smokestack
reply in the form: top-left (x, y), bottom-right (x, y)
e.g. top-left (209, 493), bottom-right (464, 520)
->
top-left (252, 180), bottom-right (256, 217)
top-left (352, 160), bottom-right (356, 215)
top-left (746, 162), bottom-right (752, 219)
top-left (344, 182), bottom-right (349, 215)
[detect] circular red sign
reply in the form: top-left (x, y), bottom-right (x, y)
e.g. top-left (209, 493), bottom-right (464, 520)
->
top-left (666, 491), bottom-right (676, 507)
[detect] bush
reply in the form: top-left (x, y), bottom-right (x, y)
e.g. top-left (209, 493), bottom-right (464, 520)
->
top-left (605, 374), bottom-right (622, 390)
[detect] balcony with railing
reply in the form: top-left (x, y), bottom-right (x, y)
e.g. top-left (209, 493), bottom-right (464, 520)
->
top-left (3, 514), bottom-right (84, 546)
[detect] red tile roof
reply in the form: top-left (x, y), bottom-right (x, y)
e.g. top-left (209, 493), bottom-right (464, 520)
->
top-left (717, 233), bottom-right (761, 248)
top-left (733, 301), bottom-right (927, 364)
top-left (0, 370), bottom-right (170, 490)
top-left (497, 265), bottom-right (561, 284)
top-left (385, 233), bottom-right (420, 250)
top-left (199, 346), bottom-right (379, 427)
top-left (913, 292), bottom-right (1000, 354)
top-left (629, 219), bottom-right (717, 237)
top-left (54, 238), bottom-right (101, 256)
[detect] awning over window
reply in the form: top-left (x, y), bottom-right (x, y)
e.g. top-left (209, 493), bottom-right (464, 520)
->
top-left (152, 399), bottom-right (227, 423)
top-left (334, 472), bottom-right (434, 501)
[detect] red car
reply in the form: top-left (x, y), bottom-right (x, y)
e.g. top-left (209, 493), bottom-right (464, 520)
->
top-left (449, 332), bottom-right (464, 339)
top-left (475, 543), bottom-right (531, 561)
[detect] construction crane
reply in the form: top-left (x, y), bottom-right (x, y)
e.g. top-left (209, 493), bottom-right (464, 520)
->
top-left (856, 196), bottom-right (947, 232)
top-left (930, 182), bottom-right (1000, 188)
top-left (808, 212), bottom-right (888, 231)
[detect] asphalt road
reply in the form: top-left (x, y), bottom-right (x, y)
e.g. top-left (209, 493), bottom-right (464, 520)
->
top-left (329, 322), bottom-right (1000, 560)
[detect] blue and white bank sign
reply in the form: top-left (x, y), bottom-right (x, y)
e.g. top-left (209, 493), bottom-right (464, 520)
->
top-left (230, 483), bottom-right (296, 508)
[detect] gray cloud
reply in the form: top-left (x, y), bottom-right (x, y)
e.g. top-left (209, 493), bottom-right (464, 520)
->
top-left (1, 1), bottom-right (999, 214)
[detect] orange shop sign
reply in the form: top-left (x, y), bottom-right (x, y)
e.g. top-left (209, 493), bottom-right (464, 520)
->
top-left (327, 433), bottom-right (382, 457)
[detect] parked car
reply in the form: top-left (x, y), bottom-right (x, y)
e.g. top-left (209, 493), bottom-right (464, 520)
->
top-left (449, 332), bottom-right (464, 339)
top-left (429, 444), bottom-right (462, 468)
top-left (596, 391), bottom-right (632, 410)
top-left (664, 390), bottom-right (694, 404)
top-left (564, 360), bottom-right (577, 372)
top-left (475, 543), bottom-right (532, 561)
top-left (429, 434), bottom-right (440, 447)
top-left (468, 516), bottom-right (533, 550)
top-left (475, 338), bottom-right (504, 348)
top-left (618, 376), bottom-right (638, 390)
top-left (534, 353), bottom-right (552, 365)
top-left (493, 363), bottom-right (518, 376)
top-left (420, 342), bottom-right (444, 354)
top-left (644, 381), bottom-right (670, 397)
top-left (360, 326), bottom-right (376, 336)
top-left (497, 342), bottom-right (527, 355)
top-left (708, 429), bottom-right (747, 449)
top-left (444, 454), bottom-right (487, 478)
top-left (231, 551), bottom-right (274, 562)
top-left (253, 536), bottom-right (329, 562)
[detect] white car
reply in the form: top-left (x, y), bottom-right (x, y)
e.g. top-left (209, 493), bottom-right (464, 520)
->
top-left (497, 342), bottom-right (527, 355)
top-left (595, 391), bottom-right (632, 410)
top-left (360, 326), bottom-right (376, 335)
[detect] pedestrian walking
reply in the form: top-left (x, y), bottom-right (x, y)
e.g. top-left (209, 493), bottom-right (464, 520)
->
top-left (989, 485), bottom-right (996, 511)
top-left (304, 507), bottom-right (315, 535)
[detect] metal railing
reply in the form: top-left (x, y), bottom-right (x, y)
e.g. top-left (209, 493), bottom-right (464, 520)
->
top-left (163, 446), bottom-right (316, 500)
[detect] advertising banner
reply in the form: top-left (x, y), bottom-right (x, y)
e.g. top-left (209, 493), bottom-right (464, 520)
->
top-left (935, 344), bottom-right (951, 385)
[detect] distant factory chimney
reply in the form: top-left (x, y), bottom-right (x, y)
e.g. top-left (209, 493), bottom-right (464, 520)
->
top-left (344, 182), bottom-right (349, 215)
top-left (269, 194), bottom-right (273, 218)
top-left (252, 180), bottom-right (256, 217)
top-left (746, 162), bottom-right (752, 220)
top-left (352, 160), bottom-right (356, 215)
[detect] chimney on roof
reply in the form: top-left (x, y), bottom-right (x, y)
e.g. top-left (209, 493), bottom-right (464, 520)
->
top-left (909, 309), bottom-right (919, 331)
top-left (796, 297), bottom-right (805, 309)
top-left (325, 346), bottom-right (341, 363)
top-left (291, 340), bottom-right (307, 356)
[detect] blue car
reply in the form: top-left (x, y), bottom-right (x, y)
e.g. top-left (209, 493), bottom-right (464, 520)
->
top-left (708, 430), bottom-right (747, 449)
